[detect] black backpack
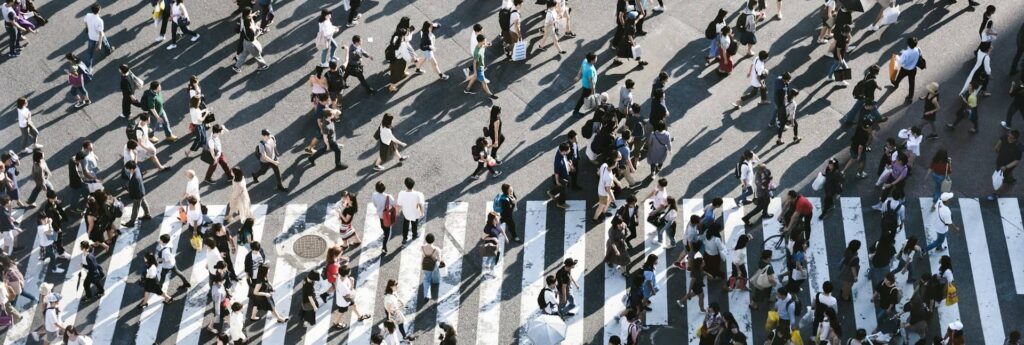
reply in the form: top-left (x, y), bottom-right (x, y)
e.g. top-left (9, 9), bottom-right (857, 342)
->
top-left (736, 13), bottom-right (748, 31)
top-left (881, 202), bottom-right (902, 233)
top-left (498, 8), bottom-right (514, 35)
top-left (536, 287), bottom-right (552, 309)
top-left (126, 121), bottom-right (140, 142)
top-left (704, 21), bottom-right (718, 39)
top-left (788, 297), bottom-right (804, 316)
top-left (852, 80), bottom-right (868, 100)
top-left (581, 119), bottom-right (596, 139)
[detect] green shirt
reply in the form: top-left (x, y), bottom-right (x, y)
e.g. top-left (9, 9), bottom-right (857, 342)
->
top-left (147, 91), bottom-right (164, 113)
top-left (473, 45), bottom-right (485, 71)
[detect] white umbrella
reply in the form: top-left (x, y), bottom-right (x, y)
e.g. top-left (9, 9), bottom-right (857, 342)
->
top-left (527, 314), bottom-right (567, 345)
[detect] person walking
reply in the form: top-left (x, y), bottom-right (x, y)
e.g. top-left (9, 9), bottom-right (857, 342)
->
top-left (387, 28), bottom-right (421, 93)
top-left (734, 150), bottom-right (758, 205)
top-left (572, 53), bottom-right (598, 116)
top-left (3, 0), bottom-right (33, 58)
top-left (66, 65), bottom-right (92, 108)
top-left (249, 264), bottom-right (289, 323)
top-left (118, 65), bottom-right (143, 119)
top-left (605, 217), bottom-right (629, 276)
top-left (204, 124), bottom-right (234, 183)
top-left (470, 137), bottom-right (502, 179)
top-left (331, 267), bottom-right (369, 329)
top-left (925, 193), bottom-right (958, 254)
top-left (299, 271), bottom-right (320, 328)
top-left (82, 4), bottom-right (113, 68)
top-left (395, 177), bottom-right (425, 244)
top-left (316, 9), bottom-right (339, 67)
top-left (130, 115), bottom-right (167, 171)
top-left (371, 182), bottom-right (396, 254)
top-left (547, 143), bottom-right (571, 209)
top-left (372, 113), bottom-right (408, 171)
top-left (837, 239), bottom-right (861, 301)
top-left (166, 0), bottom-right (199, 50)
top-left (15, 98), bottom-right (41, 154)
top-left (141, 81), bottom-right (177, 142)
top-left (41, 294), bottom-right (64, 345)
top-left (0, 157), bottom-right (31, 210)
top-left (819, 158), bottom-right (843, 219)
top-left (252, 129), bottom-right (286, 191)
top-left (593, 155), bottom-right (617, 221)
top-left (536, 0), bottom-right (566, 55)
top-left (646, 120), bottom-right (671, 176)
top-left (617, 196), bottom-right (640, 248)
top-left (80, 241), bottom-right (105, 301)
top-left (1003, 74), bottom-right (1024, 130)
top-left (343, 35), bottom-right (376, 94)
top-left (225, 168), bottom-right (252, 226)
top-left (843, 66), bottom-right (885, 125)
top-left (556, 258), bottom-right (581, 317)
top-left (27, 150), bottom-right (52, 205)
top-left (121, 161), bottom-right (152, 228)
top-left (464, 34), bottom-right (499, 99)
top-left (494, 183), bottom-right (519, 242)
top-left (333, 191), bottom-right (361, 249)
top-left (919, 82), bottom-right (940, 139)
top-left (485, 105), bottom-right (505, 163)
top-left (736, 0), bottom-right (761, 57)
top-left (742, 163), bottom-right (774, 225)
top-left (187, 96), bottom-right (210, 154)
top-left (947, 81), bottom-right (982, 133)
top-left (139, 253), bottom-right (173, 307)
top-left (676, 254), bottom-right (708, 311)
top-left (383, 280), bottom-right (416, 341)
top-left (732, 51), bottom-right (769, 109)
top-left (307, 103), bottom-right (348, 170)
top-left (420, 234), bottom-right (443, 301)
top-left (232, 7), bottom-right (269, 73)
top-left (157, 234), bottom-right (191, 289)
top-left (890, 37), bottom-right (923, 104)
top-left (987, 129), bottom-right (1022, 200)
top-left (413, 22), bottom-right (448, 80)
top-left (715, 26), bottom-right (735, 74)
top-left (611, 11), bottom-right (648, 69)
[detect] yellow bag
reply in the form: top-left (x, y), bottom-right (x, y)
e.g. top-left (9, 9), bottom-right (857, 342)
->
top-left (945, 282), bottom-right (959, 306)
top-left (696, 324), bottom-right (706, 338)
top-left (152, 1), bottom-right (164, 21)
top-left (791, 329), bottom-right (804, 345)
top-left (190, 231), bottom-right (202, 250)
top-left (765, 311), bottom-right (779, 332)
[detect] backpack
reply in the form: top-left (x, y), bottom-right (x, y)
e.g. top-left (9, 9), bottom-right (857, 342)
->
top-left (498, 8), bottom-right (514, 34)
top-left (493, 194), bottom-right (506, 214)
top-left (109, 199), bottom-right (125, 218)
top-left (852, 80), bottom-right (867, 100)
top-left (788, 297), bottom-right (804, 316)
top-left (881, 201), bottom-right (902, 233)
top-left (255, 140), bottom-right (267, 158)
top-left (704, 21), bottom-right (718, 39)
top-left (537, 287), bottom-right (552, 309)
top-left (736, 13), bottom-right (748, 31)
top-left (581, 119), bottom-right (596, 139)
top-left (126, 121), bottom-right (140, 142)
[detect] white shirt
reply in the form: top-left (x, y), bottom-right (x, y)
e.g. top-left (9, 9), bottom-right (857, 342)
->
top-left (170, 3), bottom-right (188, 22)
top-left (815, 293), bottom-right (838, 315)
top-left (702, 236), bottom-right (725, 256)
top-left (469, 31), bottom-right (483, 54)
top-left (122, 145), bottom-right (141, 164)
top-left (379, 127), bottom-right (396, 145)
top-left (189, 108), bottom-right (204, 125)
top-left (84, 13), bottom-right (104, 41)
top-left (739, 160), bottom-right (755, 187)
top-left (66, 335), bottom-right (93, 345)
top-left (371, 192), bottom-right (392, 218)
top-left (396, 190), bottom-right (425, 220)
top-left (36, 224), bottom-right (54, 248)
top-left (940, 268), bottom-right (954, 283)
top-left (319, 20), bottom-right (336, 39)
top-left (898, 129), bottom-right (922, 156)
top-left (206, 247), bottom-right (223, 273)
top-left (184, 176), bottom-right (200, 203)
top-left (684, 223), bottom-right (700, 244)
top-left (16, 107), bottom-right (30, 128)
top-left (597, 163), bottom-right (613, 197)
top-left (542, 287), bottom-right (558, 314)
top-left (187, 207), bottom-right (204, 228)
top-left (652, 188), bottom-right (668, 210)
top-left (748, 58), bottom-right (766, 87)
top-left (145, 265), bottom-right (159, 279)
top-left (544, 8), bottom-right (557, 26)
top-left (157, 243), bottom-right (176, 268)
top-left (334, 277), bottom-right (353, 307)
top-left (258, 136), bottom-right (278, 161)
top-left (509, 9), bottom-right (521, 34)
top-left (45, 307), bottom-right (61, 332)
top-left (936, 202), bottom-right (953, 233)
top-left (731, 245), bottom-right (746, 266)
top-left (379, 324), bottom-right (402, 345)
top-left (228, 311), bottom-right (245, 340)
top-left (207, 135), bottom-right (223, 158)
top-left (0, 282), bottom-right (7, 305)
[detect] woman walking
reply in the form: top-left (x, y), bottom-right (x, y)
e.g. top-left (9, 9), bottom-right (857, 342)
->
top-left (166, 0), bottom-right (199, 50)
top-left (701, 224), bottom-right (726, 280)
top-left (67, 65), bottom-right (92, 108)
top-left (335, 191), bottom-right (361, 248)
top-left (420, 233), bottom-right (443, 301)
top-left (470, 137), bottom-right (502, 179)
top-left (727, 234), bottom-right (749, 292)
top-left (919, 82), bottom-right (940, 139)
top-left (308, 66), bottom-right (329, 109)
top-left (715, 26), bottom-right (734, 74)
top-left (226, 168), bottom-right (252, 225)
top-left (838, 240), bottom-right (861, 301)
top-left (605, 217), bottom-right (630, 276)
top-left (28, 150), bottom-right (52, 204)
top-left (187, 96), bottom-right (209, 154)
top-left (210, 223), bottom-right (238, 281)
top-left (387, 28), bottom-right (421, 93)
top-left (415, 21), bottom-right (448, 80)
top-left (139, 253), bottom-right (173, 307)
top-left (819, 158), bottom-right (843, 219)
top-left (676, 254), bottom-right (708, 312)
top-left (373, 113), bottom-right (409, 171)
top-left (655, 196), bottom-right (677, 247)
top-left (331, 267), bottom-right (369, 329)
top-left (485, 105), bottom-right (504, 163)
top-left (537, 0), bottom-right (565, 54)
top-left (249, 264), bottom-right (289, 323)
top-left (383, 279), bottom-right (416, 342)
top-left (704, 9), bottom-right (728, 64)
top-left (736, 0), bottom-right (760, 57)
top-left (316, 9), bottom-right (339, 67)
top-left (894, 236), bottom-right (921, 283)
top-left (646, 121), bottom-right (671, 175)
top-left (611, 11), bottom-right (648, 68)
top-left (928, 149), bottom-right (951, 205)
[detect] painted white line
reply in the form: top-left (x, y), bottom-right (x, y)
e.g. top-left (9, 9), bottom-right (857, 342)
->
top-left (348, 202), bottom-right (385, 345)
top-left (682, 199), bottom-right (705, 344)
top-left (436, 202), bottom-right (468, 344)
top-left (398, 203), bottom-right (429, 337)
top-left (476, 202), bottom-right (506, 345)
top-left (516, 201), bottom-right (547, 344)
top-left (227, 205), bottom-right (268, 307)
top-left (839, 198), bottom-right (877, 334)
top-left (958, 199), bottom-right (1004, 344)
top-left (601, 199), bottom-right (625, 345)
top-left (721, 199), bottom-right (752, 343)
top-left (641, 200), bottom-right (669, 326)
top-left (135, 206), bottom-right (185, 345)
top-left (761, 198), bottom-right (787, 287)
top-left (304, 204), bottom-right (340, 345)
top-left (997, 199), bottom-right (1024, 294)
top-left (90, 205), bottom-right (143, 345)
top-left (563, 199), bottom-right (588, 345)
top-left (917, 198), bottom-right (960, 332)
top-left (806, 198), bottom-right (830, 298)
top-left (5, 209), bottom-right (45, 345)
top-left (175, 205), bottom-right (227, 345)
top-left (262, 204), bottom-right (306, 344)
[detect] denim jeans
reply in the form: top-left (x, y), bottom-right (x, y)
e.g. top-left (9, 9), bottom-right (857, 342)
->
top-left (842, 100), bottom-right (881, 125)
top-left (707, 37), bottom-right (719, 59)
top-left (149, 109), bottom-right (174, 137)
top-left (421, 269), bottom-right (438, 298)
top-left (84, 37), bottom-right (113, 69)
top-left (734, 186), bottom-right (753, 203)
top-left (320, 39), bottom-right (337, 66)
top-left (190, 123), bottom-right (207, 152)
top-left (893, 256), bottom-right (915, 282)
top-left (657, 221), bottom-right (676, 245)
top-left (559, 294), bottom-right (575, 316)
top-left (930, 172), bottom-right (945, 204)
top-left (925, 231), bottom-right (947, 252)
top-left (826, 58), bottom-right (845, 79)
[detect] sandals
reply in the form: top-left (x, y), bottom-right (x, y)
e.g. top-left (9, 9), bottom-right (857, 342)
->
top-left (358, 315), bottom-right (371, 321)
top-left (277, 317), bottom-right (290, 324)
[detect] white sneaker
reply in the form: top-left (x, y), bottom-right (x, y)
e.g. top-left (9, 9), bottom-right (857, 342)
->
top-left (653, 6), bottom-right (664, 11)
top-left (166, 44), bottom-right (178, 50)
top-left (60, 252), bottom-right (71, 259)
top-left (155, 35), bottom-right (165, 42)
top-left (52, 267), bottom-right (65, 274)
top-left (866, 25), bottom-right (877, 32)
top-left (191, 34), bottom-right (200, 42)
top-left (20, 148), bottom-right (32, 155)
top-left (839, 81), bottom-right (849, 86)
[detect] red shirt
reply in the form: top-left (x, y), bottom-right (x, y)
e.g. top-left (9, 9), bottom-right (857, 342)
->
top-left (325, 263), bottom-right (339, 284)
top-left (794, 196), bottom-right (813, 216)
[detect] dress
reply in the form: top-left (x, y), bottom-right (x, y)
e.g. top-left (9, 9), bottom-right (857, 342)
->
top-left (647, 131), bottom-right (671, 165)
top-left (604, 226), bottom-right (629, 267)
top-left (251, 278), bottom-right (274, 310)
top-left (143, 265), bottom-right (164, 294)
top-left (228, 178), bottom-right (253, 221)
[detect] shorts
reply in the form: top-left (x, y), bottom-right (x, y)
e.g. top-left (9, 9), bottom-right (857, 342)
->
top-left (849, 146), bottom-right (862, 159)
top-left (476, 69), bottom-right (487, 82)
top-left (423, 50), bottom-right (435, 60)
top-left (334, 303), bottom-right (350, 313)
top-left (328, 91), bottom-right (342, 101)
top-left (598, 195), bottom-right (611, 205)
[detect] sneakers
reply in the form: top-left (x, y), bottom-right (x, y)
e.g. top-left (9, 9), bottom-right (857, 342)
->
top-left (155, 35), bottom-right (165, 42)
top-left (257, 64), bottom-right (270, 71)
top-left (838, 81), bottom-right (849, 86)
top-left (463, 89), bottom-right (475, 95)
top-left (231, 66), bottom-right (241, 73)
top-left (166, 44), bottom-right (178, 50)
top-left (191, 34), bottom-right (201, 42)
top-left (74, 101), bottom-right (85, 108)
top-left (489, 94), bottom-right (499, 100)
top-left (492, 170), bottom-right (503, 177)
top-left (165, 135), bottom-right (178, 142)
top-left (653, 6), bottom-right (665, 11)
top-left (1002, 121), bottom-right (1012, 130)
top-left (52, 267), bottom-right (65, 274)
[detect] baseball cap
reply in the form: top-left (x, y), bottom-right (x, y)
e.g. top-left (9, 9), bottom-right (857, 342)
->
top-left (261, 129), bottom-right (271, 136)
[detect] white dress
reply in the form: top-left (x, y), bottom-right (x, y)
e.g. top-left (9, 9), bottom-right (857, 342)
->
top-left (228, 178), bottom-right (253, 220)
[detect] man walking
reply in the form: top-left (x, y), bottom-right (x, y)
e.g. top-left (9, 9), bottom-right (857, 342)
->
top-left (119, 65), bottom-right (143, 119)
top-left (371, 182), bottom-right (395, 254)
top-left (204, 124), bottom-right (234, 183)
top-left (548, 143), bottom-right (572, 209)
top-left (925, 193), bottom-right (958, 254)
top-left (2, 0), bottom-right (32, 58)
top-left (557, 258), bottom-right (580, 317)
top-left (343, 35), bottom-right (376, 95)
top-left (890, 37), bottom-right (923, 104)
top-left (464, 34), bottom-right (499, 99)
top-left (15, 98), bottom-right (41, 154)
top-left (122, 161), bottom-right (152, 228)
top-left (157, 234), bottom-right (191, 290)
top-left (307, 105), bottom-right (348, 170)
top-left (83, 4), bottom-right (114, 69)
top-left (80, 241), bottom-right (106, 301)
top-left (772, 72), bottom-right (791, 127)
top-left (732, 51), bottom-right (770, 109)
top-left (573, 53), bottom-right (598, 116)
top-left (1005, 76), bottom-right (1024, 130)
top-left (987, 129), bottom-right (1022, 200)
top-left (395, 177), bottom-right (425, 243)
top-left (232, 7), bottom-right (270, 73)
top-left (252, 129), bottom-right (287, 191)
top-left (141, 81), bottom-right (177, 142)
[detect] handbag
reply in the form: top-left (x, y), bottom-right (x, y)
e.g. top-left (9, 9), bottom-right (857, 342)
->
top-left (790, 329), bottom-right (804, 345)
top-left (0, 308), bottom-right (12, 327)
top-left (129, 72), bottom-right (145, 90)
top-left (177, 206), bottom-right (188, 224)
top-left (945, 282), bottom-right (959, 305)
top-left (382, 196), bottom-right (397, 228)
top-left (750, 266), bottom-right (773, 289)
top-left (178, 17), bottom-right (190, 26)
top-left (190, 231), bottom-right (202, 250)
top-left (646, 210), bottom-right (665, 227)
top-left (834, 67), bottom-right (852, 81)
top-left (696, 324), bottom-right (707, 338)
top-left (631, 45), bottom-right (642, 59)
top-left (200, 149), bottom-right (214, 164)
top-left (203, 113), bottom-right (216, 124)
top-left (765, 310), bottom-right (779, 331)
top-left (941, 165), bottom-right (952, 193)
top-left (511, 40), bottom-right (527, 61)
top-left (888, 53), bottom-right (898, 84)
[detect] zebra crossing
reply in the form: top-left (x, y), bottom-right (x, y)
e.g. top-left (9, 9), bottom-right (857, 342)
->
top-left (2, 196), bottom-right (1023, 344)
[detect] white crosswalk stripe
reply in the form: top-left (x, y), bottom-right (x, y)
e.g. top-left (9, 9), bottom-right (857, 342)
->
top-left (5, 209), bottom-right (42, 345)
top-left (397, 203), bottom-right (428, 340)
top-left (682, 198), bottom-right (705, 344)
top-left (12, 197), bottom-right (1024, 344)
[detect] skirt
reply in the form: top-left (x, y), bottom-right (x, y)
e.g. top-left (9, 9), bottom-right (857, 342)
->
top-left (378, 142), bottom-right (397, 163)
top-left (738, 30), bottom-right (757, 45)
top-left (143, 278), bottom-right (164, 294)
top-left (389, 59), bottom-right (408, 84)
top-left (252, 295), bottom-right (273, 311)
top-left (704, 254), bottom-right (723, 278)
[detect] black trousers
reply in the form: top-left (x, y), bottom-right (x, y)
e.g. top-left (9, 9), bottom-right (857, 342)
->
top-left (549, 179), bottom-right (568, 204)
top-left (84, 272), bottom-right (105, 298)
top-left (777, 112), bottom-right (797, 140)
top-left (380, 218), bottom-right (392, 252)
top-left (573, 88), bottom-right (594, 114)
top-left (122, 94), bottom-right (141, 117)
top-left (743, 195), bottom-right (770, 222)
top-left (348, 0), bottom-right (362, 23)
top-left (259, 3), bottom-right (275, 28)
top-left (472, 162), bottom-right (497, 176)
top-left (6, 25), bottom-right (20, 55)
top-left (159, 4), bottom-right (171, 36)
top-left (309, 138), bottom-right (341, 166)
top-left (500, 212), bottom-right (517, 239)
top-left (952, 104), bottom-right (979, 128)
top-left (253, 162), bottom-right (284, 187)
top-left (893, 68), bottom-right (917, 100)
top-left (344, 66), bottom-right (373, 93)
top-left (1005, 96), bottom-right (1024, 127)
top-left (160, 266), bottom-right (190, 286)
top-left (402, 218), bottom-right (419, 241)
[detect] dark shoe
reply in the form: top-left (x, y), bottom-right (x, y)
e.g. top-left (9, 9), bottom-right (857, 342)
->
top-left (250, 173), bottom-right (259, 184)
top-left (139, 215), bottom-right (153, 221)
top-left (336, 164), bottom-right (349, 170)
top-left (122, 222), bottom-right (135, 228)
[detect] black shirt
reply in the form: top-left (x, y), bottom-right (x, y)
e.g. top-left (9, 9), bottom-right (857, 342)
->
top-left (997, 135), bottom-right (1023, 167)
top-left (301, 280), bottom-right (316, 306)
top-left (325, 70), bottom-right (345, 93)
top-left (851, 127), bottom-right (870, 153)
top-left (556, 268), bottom-right (571, 289)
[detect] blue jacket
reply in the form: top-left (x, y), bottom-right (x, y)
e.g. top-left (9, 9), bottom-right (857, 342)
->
top-left (554, 151), bottom-right (571, 183)
top-left (127, 168), bottom-right (146, 200)
top-left (84, 252), bottom-right (104, 276)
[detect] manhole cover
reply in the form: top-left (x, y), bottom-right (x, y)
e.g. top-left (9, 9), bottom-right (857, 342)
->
top-left (293, 234), bottom-right (327, 259)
